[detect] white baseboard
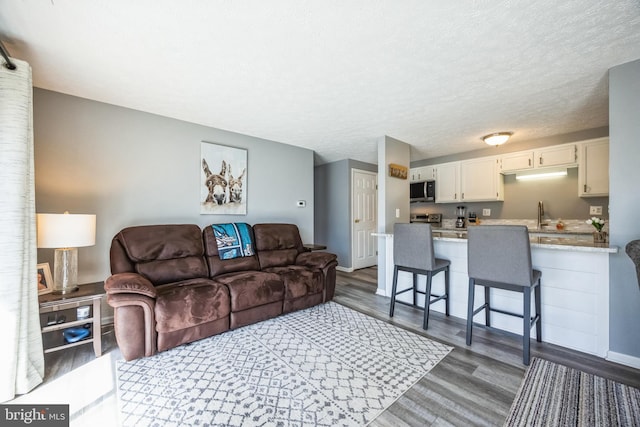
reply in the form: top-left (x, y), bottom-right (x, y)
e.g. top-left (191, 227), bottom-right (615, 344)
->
top-left (336, 266), bottom-right (354, 273)
top-left (606, 351), bottom-right (640, 369)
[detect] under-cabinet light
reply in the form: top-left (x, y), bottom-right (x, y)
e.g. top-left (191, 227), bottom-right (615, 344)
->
top-left (515, 169), bottom-right (568, 181)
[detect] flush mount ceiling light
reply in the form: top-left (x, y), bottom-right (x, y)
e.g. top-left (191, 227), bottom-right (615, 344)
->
top-left (482, 132), bottom-right (513, 146)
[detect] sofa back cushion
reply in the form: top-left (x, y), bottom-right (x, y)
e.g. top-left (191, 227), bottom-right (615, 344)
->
top-left (203, 224), bottom-right (261, 277)
top-left (110, 224), bottom-right (208, 285)
top-left (253, 223), bottom-right (305, 268)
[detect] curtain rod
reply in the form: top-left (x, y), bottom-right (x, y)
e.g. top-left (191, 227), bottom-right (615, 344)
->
top-left (0, 39), bottom-right (17, 70)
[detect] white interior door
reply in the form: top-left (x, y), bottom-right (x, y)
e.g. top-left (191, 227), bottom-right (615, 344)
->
top-left (352, 169), bottom-right (378, 270)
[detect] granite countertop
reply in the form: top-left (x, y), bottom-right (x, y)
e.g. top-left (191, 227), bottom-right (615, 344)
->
top-left (433, 226), bottom-right (592, 236)
top-left (379, 218), bottom-right (617, 253)
top-left (431, 229), bottom-right (618, 254)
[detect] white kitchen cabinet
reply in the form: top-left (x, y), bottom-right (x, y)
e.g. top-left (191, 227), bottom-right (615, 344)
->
top-left (500, 151), bottom-right (534, 173)
top-left (460, 157), bottom-right (504, 201)
top-left (410, 166), bottom-right (435, 182)
top-left (423, 165), bottom-right (436, 180)
top-left (409, 167), bottom-right (420, 182)
top-left (435, 162), bottom-right (460, 203)
top-left (579, 138), bottom-right (609, 197)
top-left (535, 144), bottom-right (577, 168)
top-left (500, 143), bottom-right (577, 174)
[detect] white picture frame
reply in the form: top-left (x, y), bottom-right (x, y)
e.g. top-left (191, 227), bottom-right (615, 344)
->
top-left (37, 263), bottom-right (53, 295)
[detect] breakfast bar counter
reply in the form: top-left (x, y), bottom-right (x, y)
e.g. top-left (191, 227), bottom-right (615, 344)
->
top-left (375, 229), bottom-right (618, 357)
top-left (431, 229), bottom-right (618, 253)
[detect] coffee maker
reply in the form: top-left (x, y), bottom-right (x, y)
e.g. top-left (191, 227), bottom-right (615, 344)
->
top-left (455, 206), bottom-right (466, 228)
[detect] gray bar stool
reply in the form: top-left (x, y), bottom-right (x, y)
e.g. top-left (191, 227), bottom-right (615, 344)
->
top-left (466, 225), bottom-right (542, 365)
top-left (390, 223), bottom-right (450, 330)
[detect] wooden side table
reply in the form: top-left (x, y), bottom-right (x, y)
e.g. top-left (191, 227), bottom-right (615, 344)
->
top-left (38, 281), bottom-right (105, 357)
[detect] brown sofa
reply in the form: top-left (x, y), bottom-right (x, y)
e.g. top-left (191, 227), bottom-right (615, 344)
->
top-left (105, 223), bottom-right (337, 361)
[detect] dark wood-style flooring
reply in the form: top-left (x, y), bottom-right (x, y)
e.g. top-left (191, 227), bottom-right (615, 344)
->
top-left (36, 267), bottom-right (640, 426)
top-left (334, 267), bottom-right (640, 426)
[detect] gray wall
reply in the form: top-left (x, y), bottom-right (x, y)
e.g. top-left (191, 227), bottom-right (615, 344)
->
top-left (314, 158), bottom-right (376, 269)
top-left (411, 168), bottom-right (609, 220)
top-left (377, 136), bottom-right (410, 293)
top-left (609, 58), bottom-right (640, 359)
top-left (34, 89), bottom-right (315, 285)
top-left (379, 136), bottom-right (411, 232)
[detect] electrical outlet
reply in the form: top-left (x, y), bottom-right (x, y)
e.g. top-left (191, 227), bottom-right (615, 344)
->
top-left (482, 208), bottom-right (491, 216)
top-left (395, 208), bottom-right (400, 218)
top-left (590, 206), bottom-right (602, 215)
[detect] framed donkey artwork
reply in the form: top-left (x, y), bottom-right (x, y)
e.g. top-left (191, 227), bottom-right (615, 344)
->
top-left (201, 141), bottom-right (247, 215)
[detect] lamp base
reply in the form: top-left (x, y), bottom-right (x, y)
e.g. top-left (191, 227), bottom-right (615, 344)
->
top-left (52, 285), bottom-right (79, 295)
top-left (53, 247), bottom-right (79, 294)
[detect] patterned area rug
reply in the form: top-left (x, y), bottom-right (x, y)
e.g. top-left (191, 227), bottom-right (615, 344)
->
top-left (505, 358), bottom-right (640, 426)
top-left (117, 302), bottom-right (452, 426)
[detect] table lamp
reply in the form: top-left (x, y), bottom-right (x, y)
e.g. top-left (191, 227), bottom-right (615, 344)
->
top-left (36, 212), bottom-right (96, 294)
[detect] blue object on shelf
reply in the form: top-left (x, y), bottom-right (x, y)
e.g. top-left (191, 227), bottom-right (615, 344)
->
top-left (63, 327), bottom-right (90, 343)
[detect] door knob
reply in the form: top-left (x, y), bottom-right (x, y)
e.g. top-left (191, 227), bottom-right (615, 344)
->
top-left (355, 219), bottom-right (361, 223)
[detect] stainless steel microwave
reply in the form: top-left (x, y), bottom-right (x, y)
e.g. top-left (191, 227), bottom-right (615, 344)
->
top-left (410, 180), bottom-right (435, 202)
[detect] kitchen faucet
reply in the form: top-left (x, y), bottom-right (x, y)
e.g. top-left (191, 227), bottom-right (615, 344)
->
top-left (537, 201), bottom-right (549, 229)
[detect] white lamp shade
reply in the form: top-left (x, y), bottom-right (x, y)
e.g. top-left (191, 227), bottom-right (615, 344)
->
top-left (37, 213), bottom-right (96, 248)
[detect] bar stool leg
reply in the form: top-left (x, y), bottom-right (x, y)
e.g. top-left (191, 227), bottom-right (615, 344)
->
top-left (523, 287), bottom-right (532, 365)
top-left (466, 278), bottom-right (475, 345)
top-left (535, 281), bottom-right (542, 342)
top-left (389, 266), bottom-right (399, 317)
top-left (412, 273), bottom-right (417, 306)
top-left (444, 267), bottom-right (450, 317)
top-left (484, 286), bottom-right (491, 327)
top-left (423, 271), bottom-right (433, 330)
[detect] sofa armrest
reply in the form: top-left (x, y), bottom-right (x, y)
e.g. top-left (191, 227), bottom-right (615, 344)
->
top-left (107, 292), bottom-right (157, 361)
top-left (296, 252), bottom-right (338, 269)
top-left (105, 272), bottom-right (157, 298)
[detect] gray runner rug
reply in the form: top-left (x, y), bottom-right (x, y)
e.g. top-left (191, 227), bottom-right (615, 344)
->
top-left (117, 302), bottom-right (452, 426)
top-left (505, 357), bottom-right (640, 426)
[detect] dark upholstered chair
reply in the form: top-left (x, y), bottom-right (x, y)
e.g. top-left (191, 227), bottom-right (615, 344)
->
top-left (626, 240), bottom-right (640, 289)
top-left (389, 223), bottom-right (450, 330)
top-left (466, 225), bottom-right (542, 365)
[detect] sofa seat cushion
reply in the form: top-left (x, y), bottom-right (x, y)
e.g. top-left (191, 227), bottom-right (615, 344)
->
top-left (263, 266), bottom-right (323, 299)
top-left (155, 278), bottom-right (230, 333)
top-left (214, 271), bottom-right (284, 312)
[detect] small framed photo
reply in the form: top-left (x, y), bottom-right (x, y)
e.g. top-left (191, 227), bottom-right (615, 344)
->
top-left (37, 263), bottom-right (53, 295)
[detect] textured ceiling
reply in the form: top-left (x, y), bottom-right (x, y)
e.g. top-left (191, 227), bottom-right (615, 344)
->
top-left (2, 1), bottom-right (640, 165)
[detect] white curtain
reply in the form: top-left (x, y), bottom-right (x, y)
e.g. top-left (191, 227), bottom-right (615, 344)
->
top-left (0, 58), bottom-right (44, 402)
